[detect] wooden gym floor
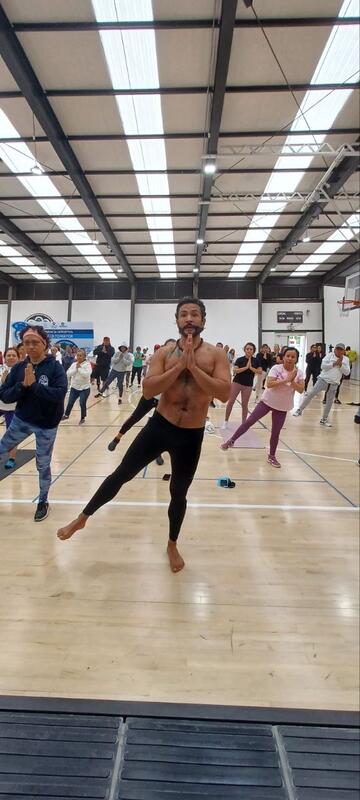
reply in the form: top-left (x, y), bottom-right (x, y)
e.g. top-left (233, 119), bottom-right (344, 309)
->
top-left (0, 381), bottom-right (358, 711)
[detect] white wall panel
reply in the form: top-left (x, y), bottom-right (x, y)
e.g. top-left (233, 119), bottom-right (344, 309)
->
top-left (134, 299), bottom-right (258, 352)
top-left (11, 300), bottom-right (68, 327)
top-left (0, 303), bottom-right (8, 350)
top-left (71, 300), bottom-right (131, 347)
top-left (262, 302), bottom-right (322, 339)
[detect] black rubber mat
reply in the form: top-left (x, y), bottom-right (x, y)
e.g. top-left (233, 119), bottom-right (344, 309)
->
top-left (0, 449), bottom-right (35, 481)
top-left (0, 699), bottom-right (357, 799)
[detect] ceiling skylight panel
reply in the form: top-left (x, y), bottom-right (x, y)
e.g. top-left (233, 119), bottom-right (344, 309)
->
top-left (0, 238), bottom-right (51, 279)
top-left (0, 110), bottom-right (114, 279)
top-left (92, 0), bottom-right (177, 277)
top-left (229, 0), bottom-right (359, 278)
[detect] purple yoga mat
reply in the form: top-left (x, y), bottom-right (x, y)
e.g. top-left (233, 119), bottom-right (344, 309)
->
top-left (220, 422), bottom-right (264, 448)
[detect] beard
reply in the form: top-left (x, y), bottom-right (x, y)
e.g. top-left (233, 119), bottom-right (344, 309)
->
top-left (177, 322), bottom-right (204, 338)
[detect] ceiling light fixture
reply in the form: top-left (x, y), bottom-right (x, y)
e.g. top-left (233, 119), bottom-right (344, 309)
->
top-left (193, 267), bottom-right (199, 273)
top-left (204, 163), bottom-right (216, 175)
top-left (30, 161), bottom-right (44, 175)
top-left (302, 233), bottom-right (311, 243)
top-left (196, 238), bottom-right (204, 245)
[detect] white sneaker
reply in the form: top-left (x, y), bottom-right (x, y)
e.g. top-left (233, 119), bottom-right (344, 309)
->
top-left (205, 421), bottom-right (215, 434)
top-left (221, 421), bottom-right (228, 429)
top-left (293, 409), bottom-right (302, 417)
top-left (320, 418), bottom-right (332, 427)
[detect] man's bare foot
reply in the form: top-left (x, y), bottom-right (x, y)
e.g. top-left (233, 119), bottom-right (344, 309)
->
top-left (57, 513), bottom-right (88, 541)
top-left (167, 541), bottom-right (185, 573)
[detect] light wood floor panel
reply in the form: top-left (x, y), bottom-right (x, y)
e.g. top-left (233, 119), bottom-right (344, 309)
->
top-left (0, 382), bottom-right (358, 711)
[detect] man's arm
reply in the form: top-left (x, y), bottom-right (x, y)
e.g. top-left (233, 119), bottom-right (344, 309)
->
top-left (188, 348), bottom-right (231, 402)
top-left (142, 348), bottom-right (186, 399)
top-left (340, 358), bottom-right (350, 377)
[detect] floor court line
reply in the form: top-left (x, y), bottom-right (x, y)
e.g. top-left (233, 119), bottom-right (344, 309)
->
top-left (0, 498), bottom-right (357, 512)
top-left (31, 411), bottom-right (123, 503)
top-left (257, 420), bottom-right (357, 508)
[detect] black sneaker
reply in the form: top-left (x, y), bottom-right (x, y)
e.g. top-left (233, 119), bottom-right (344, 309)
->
top-left (94, 393), bottom-right (102, 398)
top-left (118, 398), bottom-right (122, 405)
top-left (61, 414), bottom-right (69, 421)
top-left (108, 437), bottom-right (120, 452)
top-left (34, 501), bottom-right (49, 522)
top-left (334, 399), bottom-right (341, 404)
top-left (156, 455), bottom-right (164, 466)
top-left (79, 418), bottom-right (85, 425)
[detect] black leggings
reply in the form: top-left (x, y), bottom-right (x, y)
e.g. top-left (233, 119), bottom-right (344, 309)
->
top-left (120, 395), bottom-right (157, 435)
top-left (131, 366), bottom-right (142, 385)
top-left (305, 367), bottom-right (319, 391)
top-left (83, 412), bottom-right (204, 541)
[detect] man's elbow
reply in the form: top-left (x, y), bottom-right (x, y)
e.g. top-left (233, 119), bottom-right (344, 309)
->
top-left (142, 379), bottom-right (152, 399)
top-left (216, 384), bottom-right (231, 403)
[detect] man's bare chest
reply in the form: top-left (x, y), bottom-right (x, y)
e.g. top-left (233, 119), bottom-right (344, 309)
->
top-left (165, 351), bottom-right (215, 376)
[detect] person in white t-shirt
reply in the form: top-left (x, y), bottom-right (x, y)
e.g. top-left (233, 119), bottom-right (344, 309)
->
top-left (51, 345), bottom-right (63, 364)
top-left (293, 342), bottom-right (350, 427)
top-left (62, 349), bottom-right (92, 425)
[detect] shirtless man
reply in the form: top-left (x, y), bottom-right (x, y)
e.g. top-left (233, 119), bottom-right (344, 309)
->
top-left (57, 298), bottom-right (231, 572)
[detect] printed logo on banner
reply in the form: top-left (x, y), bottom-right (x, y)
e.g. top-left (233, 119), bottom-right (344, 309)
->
top-left (11, 317), bottom-right (94, 352)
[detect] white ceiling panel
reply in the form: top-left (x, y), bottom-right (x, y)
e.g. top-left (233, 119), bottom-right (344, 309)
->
top-left (1, 0), bottom-right (95, 22)
top-left (155, 29), bottom-right (217, 86)
top-left (49, 97), bottom-right (124, 135)
top-left (17, 32), bottom-right (111, 90)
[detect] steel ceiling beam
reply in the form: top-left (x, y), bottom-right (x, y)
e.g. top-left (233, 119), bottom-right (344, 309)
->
top-left (0, 166), bottom-right (343, 177)
top-left (0, 4), bottom-right (135, 286)
top-left (0, 211), bottom-right (73, 283)
top-left (11, 17), bottom-right (359, 31)
top-left (1, 82), bottom-right (357, 99)
top-left (0, 268), bottom-right (16, 287)
top-left (258, 149), bottom-right (360, 285)
top-left (195, 0), bottom-right (237, 279)
top-left (322, 251), bottom-right (359, 284)
top-left (0, 127), bottom-right (357, 142)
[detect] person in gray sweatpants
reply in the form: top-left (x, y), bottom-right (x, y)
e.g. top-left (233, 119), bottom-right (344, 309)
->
top-left (293, 343), bottom-right (350, 427)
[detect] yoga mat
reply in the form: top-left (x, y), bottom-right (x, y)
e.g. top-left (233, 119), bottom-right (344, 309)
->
top-left (0, 449), bottom-right (35, 481)
top-left (220, 422), bottom-right (264, 448)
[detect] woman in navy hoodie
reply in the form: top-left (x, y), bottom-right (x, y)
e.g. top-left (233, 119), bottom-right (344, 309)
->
top-left (0, 325), bottom-right (67, 521)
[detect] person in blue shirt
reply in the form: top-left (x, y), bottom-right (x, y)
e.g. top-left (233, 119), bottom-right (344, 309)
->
top-left (0, 325), bottom-right (67, 521)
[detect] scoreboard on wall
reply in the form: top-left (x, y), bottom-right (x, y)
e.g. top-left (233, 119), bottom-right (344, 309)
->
top-left (277, 311), bottom-right (303, 324)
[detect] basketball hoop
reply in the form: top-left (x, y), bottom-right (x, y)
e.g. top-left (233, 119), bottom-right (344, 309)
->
top-left (337, 298), bottom-right (360, 317)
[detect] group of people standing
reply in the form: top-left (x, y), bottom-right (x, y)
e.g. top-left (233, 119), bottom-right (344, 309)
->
top-left (0, 307), bottom-right (356, 574)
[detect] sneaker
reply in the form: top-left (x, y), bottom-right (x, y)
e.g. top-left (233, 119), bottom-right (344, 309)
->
top-left (34, 501), bottom-right (49, 522)
top-left (156, 455), bottom-right (164, 466)
top-left (221, 421), bottom-right (228, 429)
top-left (322, 398), bottom-right (326, 404)
top-left (79, 418), bottom-right (85, 425)
top-left (320, 419), bottom-right (332, 427)
top-left (334, 399), bottom-right (341, 405)
top-left (61, 414), bottom-right (69, 421)
top-left (205, 421), bottom-right (215, 434)
top-left (4, 457), bottom-right (16, 470)
top-left (118, 398), bottom-right (122, 405)
top-left (94, 393), bottom-right (102, 398)
top-left (293, 409), bottom-right (302, 417)
top-left (108, 437), bottom-right (120, 452)
top-left (267, 454), bottom-right (281, 468)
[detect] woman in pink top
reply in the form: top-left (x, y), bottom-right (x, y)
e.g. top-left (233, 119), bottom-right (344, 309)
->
top-left (221, 347), bottom-right (304, 467)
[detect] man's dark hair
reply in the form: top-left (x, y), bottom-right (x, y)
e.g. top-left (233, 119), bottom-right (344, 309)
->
top-left (20, 325), bottom-right (50, 349)
top-left (175, 297), bottom-right (206, 319)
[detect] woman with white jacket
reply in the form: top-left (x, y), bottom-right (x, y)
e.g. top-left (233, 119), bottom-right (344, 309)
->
top-left (62, 349), bottom-right (92, 425)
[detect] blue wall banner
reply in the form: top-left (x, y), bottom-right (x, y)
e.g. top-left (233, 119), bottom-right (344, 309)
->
top-left (12, 320), bottom-right (94, 352)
